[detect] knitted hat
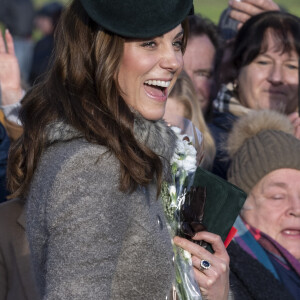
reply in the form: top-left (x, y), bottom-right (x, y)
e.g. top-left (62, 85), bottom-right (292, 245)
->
top-left (227, 110), bottom-right (300, 194)
top-left (79, 0), bottom-right (193, 38)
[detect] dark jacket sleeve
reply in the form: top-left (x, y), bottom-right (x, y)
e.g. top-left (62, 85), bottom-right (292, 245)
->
top-left (0, 122), bottom-right (9, 203)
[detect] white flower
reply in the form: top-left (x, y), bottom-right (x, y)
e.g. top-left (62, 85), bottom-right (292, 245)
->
top-left (183, 250), bottom-right (192, 261)
top-left (161, 125), bottom-right (202, 299)
top-left (182, 154), bottom-right (197, 172)
top-left (171, 126), bottom-right (182, 135)
top-left (170, 126), bottom-right (197, 173)
top-left (168, 185), bottom-right (176, 198)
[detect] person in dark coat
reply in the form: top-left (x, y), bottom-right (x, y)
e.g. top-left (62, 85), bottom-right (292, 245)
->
top-left (227, 110), bottom-right (300, 300)
top-left (0, 123), bottom-right (9, 203)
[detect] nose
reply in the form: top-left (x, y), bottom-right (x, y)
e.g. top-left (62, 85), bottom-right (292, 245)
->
top-left (159, 45), bottom-right (183, 73)
top-left (288, 194), bottom-right (300, 218)
top-left (268, 63), bottom-right (283, 85)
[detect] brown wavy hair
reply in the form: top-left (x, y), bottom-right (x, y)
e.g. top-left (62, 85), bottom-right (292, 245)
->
top-left (7, 0), bottom-right (189, 199)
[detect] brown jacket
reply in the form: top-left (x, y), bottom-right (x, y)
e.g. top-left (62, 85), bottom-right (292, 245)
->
top-left (0, 109), bottom-right (23, 141)
top-left (0, 198), bottom-right (39, 300)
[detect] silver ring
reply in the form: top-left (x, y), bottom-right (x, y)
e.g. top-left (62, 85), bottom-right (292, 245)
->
top-left (200, 259), bottom-right (211, 270)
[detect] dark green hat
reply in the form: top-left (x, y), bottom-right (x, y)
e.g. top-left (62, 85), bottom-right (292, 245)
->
top-left (79, 0), bottom-right (194, 38)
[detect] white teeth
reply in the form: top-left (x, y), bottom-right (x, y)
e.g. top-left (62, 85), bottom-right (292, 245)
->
top-left (284, 230), bottom-right (300, 235)
top-left (144, 80), bottom-right (170, 88)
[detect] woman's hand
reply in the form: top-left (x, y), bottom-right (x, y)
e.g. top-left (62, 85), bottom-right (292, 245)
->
top-left (229, 0), bottom-right (279, 29)
top-left (174, 231), bottom-right (229, 300)
top-left (0, 29), bottom-right (23, 106)
top-left (288, 112), bottom-right (300, 140)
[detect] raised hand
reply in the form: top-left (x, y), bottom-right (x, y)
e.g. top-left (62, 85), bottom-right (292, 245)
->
top-left (229, 0), bottom-right (279, 29)
top-left (0, 29), bottom-right (23, 106)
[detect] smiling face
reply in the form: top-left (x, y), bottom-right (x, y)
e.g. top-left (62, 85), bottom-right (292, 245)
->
top-left (238, 30), bottom-right (299, 114)
top-left (241, 168), bottom-right (300, 260)
top-left (117, 25), bottom-right (184, 121)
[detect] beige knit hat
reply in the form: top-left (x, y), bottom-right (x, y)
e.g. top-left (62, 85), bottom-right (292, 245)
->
top-left (227, 110), bottom-right (300, 194)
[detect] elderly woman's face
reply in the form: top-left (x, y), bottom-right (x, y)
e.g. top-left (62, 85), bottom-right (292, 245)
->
top-left (238, 30), bottom-right (299, 114)
top-left (118, 25), bottom-right (184, 120)
top-left (241, 168), bottom-right (300, 260)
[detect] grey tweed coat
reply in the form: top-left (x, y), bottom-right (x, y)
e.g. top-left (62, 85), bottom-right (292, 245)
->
top-left (26, 116), bottom-right (177, 300)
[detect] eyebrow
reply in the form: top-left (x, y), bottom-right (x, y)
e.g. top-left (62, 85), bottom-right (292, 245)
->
top-left (174, 30), bottom-right (184, 39)
top-left (263, 181), bottom-right (287, 190)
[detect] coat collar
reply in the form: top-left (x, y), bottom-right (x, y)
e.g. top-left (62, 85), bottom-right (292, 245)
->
top-left (45, 114), bottom-right (177, 180)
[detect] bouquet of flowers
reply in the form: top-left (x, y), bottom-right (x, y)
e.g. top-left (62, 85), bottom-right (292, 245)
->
top-left (162, 119), bottom-right (204, 300)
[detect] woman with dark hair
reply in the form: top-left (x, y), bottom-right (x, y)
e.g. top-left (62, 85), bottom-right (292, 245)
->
top-left (209, 11), bottom-right (300, 179)
top-left (7, 0), bottom-right (230, 299)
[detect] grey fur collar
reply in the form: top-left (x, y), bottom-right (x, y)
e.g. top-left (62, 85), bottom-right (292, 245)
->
top-left (45, 115), bottom-right (177, 179)
top-left (46, 122), bottom-right (83, 143)
top-left (134, 114), bottom-right (177, 180)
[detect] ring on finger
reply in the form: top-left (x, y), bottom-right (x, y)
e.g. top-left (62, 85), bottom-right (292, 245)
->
top-left (199, 259), bottom-right (211, 271)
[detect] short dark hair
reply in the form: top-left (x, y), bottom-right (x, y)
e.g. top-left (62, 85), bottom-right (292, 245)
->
top-left (230, 11), bottom-right (300, 81)
top-left (188, 14), bottom-right (220, 50)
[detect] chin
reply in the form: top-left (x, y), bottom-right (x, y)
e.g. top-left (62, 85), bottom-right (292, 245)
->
top-left (139, 109), bottom-right (166, 121)
top-left (284, 243), bottom-right (300, 260)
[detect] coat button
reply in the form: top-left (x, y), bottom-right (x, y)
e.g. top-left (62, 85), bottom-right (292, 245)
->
top-left (157, 214), bottom-right (163, 230)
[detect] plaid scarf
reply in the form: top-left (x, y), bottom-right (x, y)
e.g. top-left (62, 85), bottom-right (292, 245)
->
top-left (246, 222), bottom-right (300, 278)
top-left (234, 216), bottom-right (300, 279)
top-left (213, 83), bottom-right (251, 117)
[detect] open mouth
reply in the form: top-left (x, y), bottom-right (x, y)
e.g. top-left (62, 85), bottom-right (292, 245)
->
top-left (282, 229), bottom-right (300, 237)
top-left (144, 80), bottom-right (170, 99)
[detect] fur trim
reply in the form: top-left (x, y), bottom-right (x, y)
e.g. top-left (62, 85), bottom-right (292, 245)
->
top-left (45, 115), bottom-right (177, 180)
top-left (46, 122), bottom-right (83, 144)
top-left (227, 110), bottom-right (294, 158)
top-left (134, 114), bottom-right (176, 163)
top-left (134, 114), bottom-right (177, 181)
